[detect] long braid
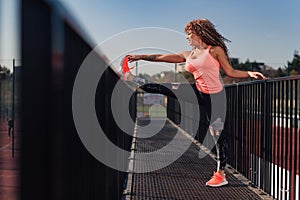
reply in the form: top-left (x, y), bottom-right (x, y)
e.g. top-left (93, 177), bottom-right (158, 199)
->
top-left (185, 19), bottom-right (231, 60)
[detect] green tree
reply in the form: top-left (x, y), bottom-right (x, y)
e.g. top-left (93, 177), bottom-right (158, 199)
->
top-left (285, 50), bottom-right (300, 75)
top-left (275, 67), bottom-right (286, 77)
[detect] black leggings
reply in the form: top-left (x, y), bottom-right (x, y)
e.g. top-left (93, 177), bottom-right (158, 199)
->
top-left (140, 83), bottom-right (227, 171)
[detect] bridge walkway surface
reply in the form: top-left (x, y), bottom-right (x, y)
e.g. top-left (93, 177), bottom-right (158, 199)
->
top-left (123, 118), bottom-right (273, 200)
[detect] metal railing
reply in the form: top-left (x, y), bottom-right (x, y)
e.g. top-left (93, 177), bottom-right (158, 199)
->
top-left (167, 76), bottom-right (300, 200)
top-left (21, 1), bottom-right (136, 200)
top-left (17, 1), bottom-right (300, 199)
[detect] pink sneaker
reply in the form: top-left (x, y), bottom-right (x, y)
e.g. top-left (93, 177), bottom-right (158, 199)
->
top-left (206, 171), bottom-right (228, 187)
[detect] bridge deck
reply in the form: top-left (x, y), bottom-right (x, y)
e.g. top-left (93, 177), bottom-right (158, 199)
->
top-left (124, 118), bottom-right (272, 200)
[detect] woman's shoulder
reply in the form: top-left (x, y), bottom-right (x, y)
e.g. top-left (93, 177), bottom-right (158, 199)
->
top-left (209, 45), bottom-right (223, 53)
top-left (209, 46), bottom-right (225, 59)
top-left (179, 50), bottom-right (193, 59)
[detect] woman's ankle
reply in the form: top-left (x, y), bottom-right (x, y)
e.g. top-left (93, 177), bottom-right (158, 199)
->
top-left (217, 170), bottom-right (225, 177)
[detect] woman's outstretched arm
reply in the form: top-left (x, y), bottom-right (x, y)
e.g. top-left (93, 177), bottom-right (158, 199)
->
top-left (215, 46), bottom-right (267, 80)
top-left (127, 51), bottom-right (190, 63)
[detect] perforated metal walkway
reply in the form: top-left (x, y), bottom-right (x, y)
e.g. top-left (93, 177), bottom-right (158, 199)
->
top-left (123, 118), bottom-right (273, 200)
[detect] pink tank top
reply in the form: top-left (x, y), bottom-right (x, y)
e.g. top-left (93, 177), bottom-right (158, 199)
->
top-left (185, 46), bottom-right (223, 94)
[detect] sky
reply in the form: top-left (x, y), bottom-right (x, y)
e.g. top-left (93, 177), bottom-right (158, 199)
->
top-left (58, 0), bottom-right (300, 73)
top-left (0, 0), bottom-right (21, 70)
top-left (1, 0), bottom-right (300, 74)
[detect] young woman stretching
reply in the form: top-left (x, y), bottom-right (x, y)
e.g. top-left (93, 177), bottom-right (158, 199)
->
top-left (125, 18), bottom-right (266, 187)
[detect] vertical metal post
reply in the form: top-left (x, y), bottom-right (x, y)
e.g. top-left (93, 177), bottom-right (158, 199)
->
top-left (272, 81), bottom-right (277, 198)
top-left (12, 59), bottom-right (15, 158)
top-left (136, 61), bottom-right (138, 76)
top-left (284, 81), bottom-right (289, 200)
top-left (292, 80), bottom-right (298, 200)
top-left (289, 80), bottom-right (294, 200)
top-left (174, 63), bottom-right (177, 82)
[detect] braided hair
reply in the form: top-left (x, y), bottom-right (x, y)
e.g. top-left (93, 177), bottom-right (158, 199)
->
top-left (185, 19), bottom-right (231, 60)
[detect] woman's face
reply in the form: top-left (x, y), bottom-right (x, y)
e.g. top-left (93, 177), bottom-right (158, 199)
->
top-left (186, 29), bottom-right (201, 47)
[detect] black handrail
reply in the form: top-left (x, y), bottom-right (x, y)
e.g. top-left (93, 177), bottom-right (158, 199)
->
top-left (21, 1), bottom-right (136, 200)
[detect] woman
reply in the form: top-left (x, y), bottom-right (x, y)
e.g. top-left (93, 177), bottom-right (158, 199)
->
top-left (126, 18), bottom-right (266, 187)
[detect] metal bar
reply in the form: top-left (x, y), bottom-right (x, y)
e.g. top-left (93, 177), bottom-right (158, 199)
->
top-left (237, 85), bottom-right (242, 171)
top-left (253, 83), bottom-right (257, 186)
top-left (241, 85), bottom-right (245, 174)
top-left (243, 85), bottom-right (247, 175)
top-left (250, 83), bottom-right (254, 184)
top-left (284, 80), bottom-right (289, 200)
top-left (246, 85), bottom-right (250, 179)
top-left (280, 81), bottom-right (285, 199)
top-left (233, 87), bottom-right (237, 169)
top-left (277, 81), bottom-right (282, 199)
top-left (293, 80), bottom-right (299, 200)
top-left (261, 82), bottom-right (265, 189)
top-left (271, 81), bottom-right (277, 198)
top-left (259, 84), bottom-right (262, 187)
top-left (12, 59), bottom-right (15, 158)
top-left (264, 81), bottom-right (272, 194)
top-left (294, 80), bottom-right (300, 199)
top-left (289, 80), bottom-right (294, 200)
